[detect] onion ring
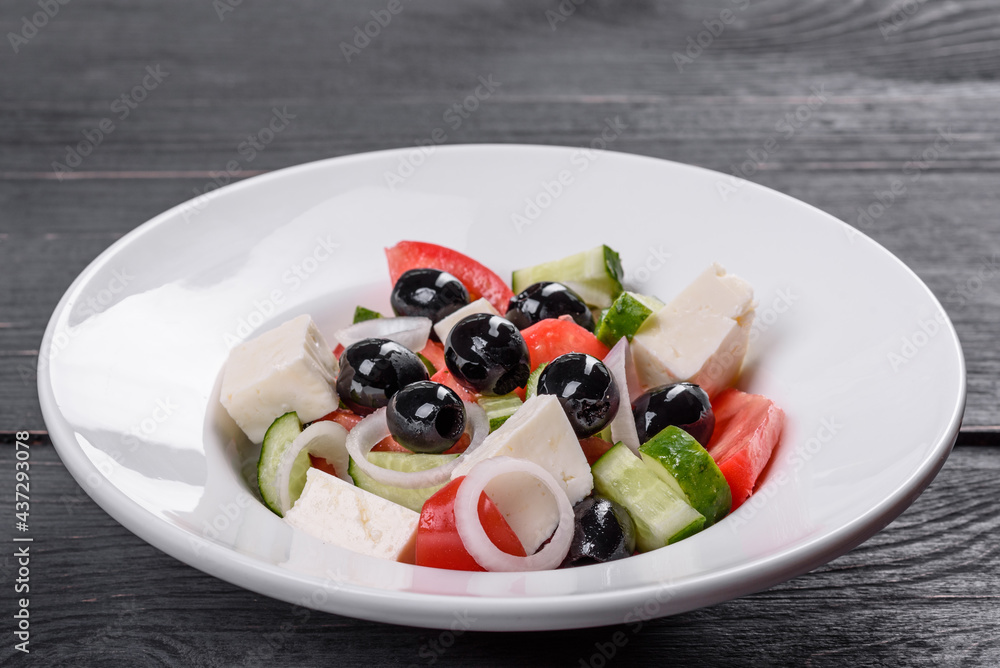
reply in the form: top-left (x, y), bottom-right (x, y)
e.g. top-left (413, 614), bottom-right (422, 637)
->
top-left (454, 457), bottom-right (574, 571)
top-left (276, 420), bottom-right (350, 514)
top-left (345, 401), bottom-right (488, 489)
top-left (335, 316), bottom-right (432, 353)
top-left (604, 337), bottom-right (641, 454)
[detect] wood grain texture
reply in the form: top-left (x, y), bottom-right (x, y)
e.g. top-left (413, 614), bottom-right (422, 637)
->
top-left (0, 443), bottom-right (996, 667)
top-left (1, 1), bottom-right (998, 430)
top-left (2, 0), bottom-right (999, 662)
top-left (2, 172), bottom-right (996, 430)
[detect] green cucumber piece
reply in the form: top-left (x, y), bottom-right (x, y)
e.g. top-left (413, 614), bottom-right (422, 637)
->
top-left (512, 245), bottom-right (625, 308)
top-left (595, 424), bottom-right (613, 442)
top-left (525, 362), bottom-right (548, 400)
top-left (257, 412), bottom-right (304, 516)
top-left (591, 442), bottom-right (705, 552)
top-left (352, 306), bottom-right (383, 323)
top-left (477, 393), bottom-right (523, 432)
top-left (639, 426), bottom-right (732, 527)
top-left (595, 292), bottom-right (665, 348)
top-left (348, 452), bottom-right (458, 512)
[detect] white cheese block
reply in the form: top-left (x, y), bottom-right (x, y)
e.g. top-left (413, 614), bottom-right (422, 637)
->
top-left (631, 264), bottom-right (754, 397)
top-left (284, 467), bottom-right (419, 563)
top-left (433, 298), bottom-right (500, 343)
top-left (220, 314), bottom-right (339, 443)
top-left (451, 394), bottom-right (593, 553)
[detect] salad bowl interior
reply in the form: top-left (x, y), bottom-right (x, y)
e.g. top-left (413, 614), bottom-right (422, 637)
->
top-left (39, 145), bottom-right (965, 630)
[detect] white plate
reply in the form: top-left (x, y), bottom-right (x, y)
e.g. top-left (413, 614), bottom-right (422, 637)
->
top-left (39, 145), bottom-right (965, 630)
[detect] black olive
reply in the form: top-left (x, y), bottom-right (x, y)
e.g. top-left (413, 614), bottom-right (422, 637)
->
top-left (390, 268), bottom-right (469, 323)
top-left (444, 313), bottom-right (531, 396)
top-left (336, 338), bottom-right (429, 415)
top-left (561, 495), bottom-right (636, 567)
top-left (632, 382), bottom-right (714, 446)
top-left (536, 353), bottom-right (620, 438)
top-left (505, 282), bottom-right (594, 332)
top-left (386, 381), bottom-right (466, 454)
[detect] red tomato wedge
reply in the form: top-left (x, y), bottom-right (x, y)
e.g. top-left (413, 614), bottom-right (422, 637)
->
top-left (431, 368), bottom-right (478, 403)
top-left (419, 340), bottom-right (446, 374)
top-left (706, 388), bottom-right (785, 511)
top-left (371, 432), bottom-right (471, 455)
top-left (308, 455), bottom-right (341, 478)
top-left (520, 319), bottom-right (610, 370)
top-left (579, 437), bottom-right (615, 467)
top-left (415, 476), bottom-right (526, 571)
top-left (315, 408), bottom-right (362, 431)
top-left (385, 241), bottom-right (514, 314)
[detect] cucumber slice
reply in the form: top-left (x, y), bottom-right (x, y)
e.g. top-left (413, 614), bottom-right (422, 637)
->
top-left (524, 362), bottom-right (548, 400)
top-left (348, 452), bottom-right (458, 512)
top-left (257, 412), bottom-right (304, 515)
top-left (595, 292), bottom-right (665, 348)
top-left (591, 442), bottom-right (705, 552)
top-left (477, 393), bottom-right (523, 431)
top-left (512, 245), bottom-right (624, 308)
top-left (639, 426), bottom-right (732, 526)
top-left (595, 424), bottom-right (613, 442)
top-left (352, 306), bottom-right (382, 323)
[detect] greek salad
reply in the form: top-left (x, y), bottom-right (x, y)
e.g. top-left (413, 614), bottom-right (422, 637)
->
top-left (218, 241), bottom-right (785, 571)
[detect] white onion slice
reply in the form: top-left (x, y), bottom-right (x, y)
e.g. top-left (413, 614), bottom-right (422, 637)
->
top-left (454, 457), bottom-right (574, 572)
top-left (622, 340), bottom-right (643, 399)
top-left (604, 337), bottom-right (641, 454)
top-left (277, 421), bottom-right (350, 514)
top-left (345, 401), bottom-right (488, 489)
top-left (335, 316), bottom-right (432, 353)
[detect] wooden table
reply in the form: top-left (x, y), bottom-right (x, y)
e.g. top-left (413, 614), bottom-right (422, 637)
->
top-left (2, 1), bottom-right (998, 665)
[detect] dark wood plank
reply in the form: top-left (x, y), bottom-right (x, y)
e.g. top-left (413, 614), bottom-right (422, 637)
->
top-left (0, 443), bottom-right (996, 666)
top-left (3, 171), bottom-right (997, 429)
top-left (4, 0), bottom-right (1000, 663)
top-left (3, 1), bottom-right (999, 431)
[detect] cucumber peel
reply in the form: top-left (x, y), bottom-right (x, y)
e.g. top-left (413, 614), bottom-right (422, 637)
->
top-left (512, 245), bottom-right (625, 308)
top-left (525, 362), bottom-right (548, 400)
top-left (595, 291), bottom-right (665, 348)
top-left (257, 412), bottom-right (304, 516)
top-left (592, 442), bottom-right (705, 552)
top-left (639, 426), bottom-right (732, 526)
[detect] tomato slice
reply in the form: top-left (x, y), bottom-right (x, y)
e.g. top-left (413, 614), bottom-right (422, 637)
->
top-left (419, 340), bottom-right (446, 374)
top-left (706, 388), bottom-right (785, 511)
top-left (415, 476), bottom-right (526, 571)
top-left (314, 408), bottom-right (362, 431)
top-left (385, 241), bottom-right (514, 314)
top-left (520, 318), bottom-right (610, 370)
top-left (370, 432), bottom-right (471, 454)
top-left (430, 368), bottom-right (478, 403)
top-left (308, 455), bottom-right (341, 478)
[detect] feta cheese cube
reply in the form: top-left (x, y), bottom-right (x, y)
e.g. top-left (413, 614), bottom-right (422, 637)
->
top-left (631, 264), bottom-right (755, 397)
top-left (451, 394), bottom-right (593, 553)
top-left (220, 314), bottom-right (339, 443)
top-left (284, 467), bottom-right (419, 563)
